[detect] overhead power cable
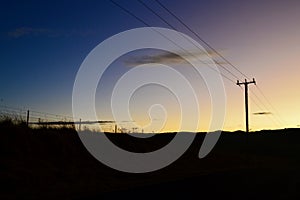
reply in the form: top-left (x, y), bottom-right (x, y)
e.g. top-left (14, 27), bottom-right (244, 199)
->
top-left (154, 0), bottom-right (251, 80)
top-left (109, 0), bottom-right (237, 84)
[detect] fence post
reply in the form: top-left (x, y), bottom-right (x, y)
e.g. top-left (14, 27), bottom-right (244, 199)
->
top-left (26, 110), bottom-right (30, 127)
top-left (79, 118), bottom-right (81, 131)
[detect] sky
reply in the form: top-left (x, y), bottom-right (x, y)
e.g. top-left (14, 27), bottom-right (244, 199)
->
top-left (1, 0), bottom-right (300, 132)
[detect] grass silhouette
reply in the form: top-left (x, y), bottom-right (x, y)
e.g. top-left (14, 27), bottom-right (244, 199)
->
top-left (0, 116), bottom-right (299, 199)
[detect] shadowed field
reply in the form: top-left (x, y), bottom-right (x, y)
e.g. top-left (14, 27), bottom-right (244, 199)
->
top-left (0, 119), bottom-right (299, 199)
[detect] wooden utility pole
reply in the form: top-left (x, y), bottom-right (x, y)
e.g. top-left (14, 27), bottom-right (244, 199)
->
top-left (237, 78), bottom-right (256, 133)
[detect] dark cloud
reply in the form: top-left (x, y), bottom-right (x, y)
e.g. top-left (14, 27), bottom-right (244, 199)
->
top-left (7, 27), bottom-right (96, 38)
top-left (253, 112), bottom-right (272, 115)
top-left (124, 50), bottom-right (225, 66)
top-left (8, 27), bottom-right (54, 38)
top-left (125, 52), bottom-right (184, 66)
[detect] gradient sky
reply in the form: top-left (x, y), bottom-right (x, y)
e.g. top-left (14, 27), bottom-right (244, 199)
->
top-left (1, 0), bottom-right (300, 132)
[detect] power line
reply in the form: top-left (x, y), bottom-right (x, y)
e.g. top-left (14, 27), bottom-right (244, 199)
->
top-left (238, 80), bottom-right (281, 130)
top-left (153, 0), bottom-right (286, 129)
top-left (137, 0), bottom-right (279, 131)
top-left (110, 0), bottom-right (235, 83)
top-left (111, 0), bottom-right (283, 132)
top-left (249, 95), bottom-right (263, 111)
top-left (255, 85), bottom-right (286, 125)
top-left (154, 0), bottom-right (251, 80)
top-left (136, 0), bottom-right (241, 82)
top-left (250, 87), bottom-right (285, 127)
top-left (250, 90), bottom-right (284, 128)
top-left (249, 95), bottom-right (282, 129)
top-left (110, 0), bottom-right (151, 26)
top-left (137, 0), bottom-right (176, 30)
top-left (109, 0), bottom-right (237, 84)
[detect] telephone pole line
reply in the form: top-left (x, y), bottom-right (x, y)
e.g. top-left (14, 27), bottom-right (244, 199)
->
top-left (237, 78), bottom-right (256, 133)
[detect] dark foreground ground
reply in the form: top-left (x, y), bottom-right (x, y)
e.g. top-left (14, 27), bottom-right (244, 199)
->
top-left (0, 121), bottom-right (299, 199)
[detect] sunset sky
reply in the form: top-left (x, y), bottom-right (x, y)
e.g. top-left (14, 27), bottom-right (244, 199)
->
top-left (1, 0), bottom-right (300, 132)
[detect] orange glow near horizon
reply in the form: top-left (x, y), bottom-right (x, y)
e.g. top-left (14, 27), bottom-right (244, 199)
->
top-left (5, 1), bottom-right (299, 133)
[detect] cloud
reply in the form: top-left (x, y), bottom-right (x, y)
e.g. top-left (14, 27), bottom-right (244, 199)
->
top-left (7, 27), bottom-right (96, 38)
top-left (124, 50), bottom-right (225, 66)
top-left (253, 112), bottom-right (272, 115)
top-left (8, 27), bottom-right (53, 38)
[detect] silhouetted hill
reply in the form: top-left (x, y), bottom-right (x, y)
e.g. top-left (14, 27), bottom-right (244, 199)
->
top-left (0, 120), bottom-right (299, 199)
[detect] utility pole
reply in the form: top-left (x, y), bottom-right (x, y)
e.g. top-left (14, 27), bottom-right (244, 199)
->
top-left (237, 78), bottom-right (256, 133)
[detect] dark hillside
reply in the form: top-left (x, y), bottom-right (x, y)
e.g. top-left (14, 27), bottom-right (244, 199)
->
top-left (0, 120), bottom-right (299, 199)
